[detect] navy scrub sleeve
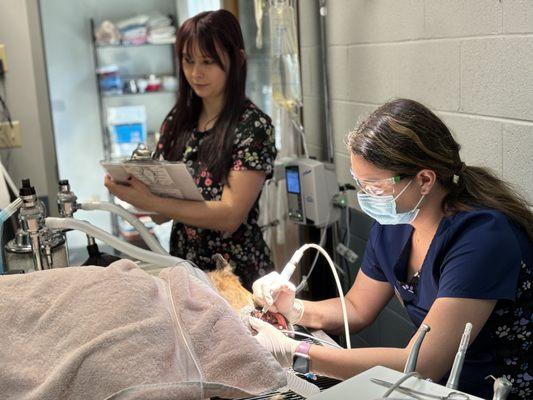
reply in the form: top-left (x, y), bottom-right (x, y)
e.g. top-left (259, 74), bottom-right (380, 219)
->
top-left (359, 209), bottom-right (532, 399)
top-left (437, 211), bottom-right (522, 300)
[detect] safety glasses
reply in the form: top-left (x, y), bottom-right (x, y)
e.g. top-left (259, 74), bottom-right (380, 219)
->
top-left (350, 168), bottom-right (409, 197)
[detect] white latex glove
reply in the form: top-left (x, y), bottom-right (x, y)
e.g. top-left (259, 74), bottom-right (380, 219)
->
top-left (252, 271), bottom-right (304, 325)
top-left (249, 316), bottom-right (301, 369)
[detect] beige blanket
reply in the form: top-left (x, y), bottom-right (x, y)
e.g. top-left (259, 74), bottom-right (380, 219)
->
top-left (0, 259), bottom-right (286, 399)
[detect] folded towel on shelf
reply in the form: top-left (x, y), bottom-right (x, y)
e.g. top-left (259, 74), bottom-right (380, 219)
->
top-left (0, 260), bottom-right (287, 399)
top-left (147, 26), bottom-right (176, 44)
top-left (115, 14), bottom-right (150, 31)
top-left (121, 26), bottom-right (148, 45)
top-left (149, 25), bottom-right (176, 36)
top-left (147, 36), bottom-right (176, 45)
top-left (147, 13), bottom-right (172, 29)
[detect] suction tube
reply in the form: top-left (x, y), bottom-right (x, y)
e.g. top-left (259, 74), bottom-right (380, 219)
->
top-left (45, 217), bottom-right (212, 288)
top-left (79, 202), bottom-right (167, 255)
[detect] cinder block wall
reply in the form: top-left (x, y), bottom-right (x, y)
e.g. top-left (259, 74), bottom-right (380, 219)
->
top-left (323, 0), bottom-right (533, 202)
top-left (298, 0), bottom-right (533, 348)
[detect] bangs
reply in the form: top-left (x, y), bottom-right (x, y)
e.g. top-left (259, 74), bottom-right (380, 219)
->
top-left (178, 21), bottom-right (225, 70)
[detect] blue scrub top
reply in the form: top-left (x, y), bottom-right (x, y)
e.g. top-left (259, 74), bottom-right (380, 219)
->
top-left (361, 208), bottom-right (532, 399)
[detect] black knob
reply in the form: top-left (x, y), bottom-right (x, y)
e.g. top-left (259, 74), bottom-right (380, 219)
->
top-left (19, 178), bottom-right (36, 196)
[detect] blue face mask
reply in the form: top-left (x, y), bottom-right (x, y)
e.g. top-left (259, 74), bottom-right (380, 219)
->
top-left (357, 180), bottom-right (425, 225)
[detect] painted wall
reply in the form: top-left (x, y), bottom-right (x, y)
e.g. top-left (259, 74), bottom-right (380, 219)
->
top-left (0, 0), bottom-right (58, 208)
top-left (39, 0), bottom-right (177, 249)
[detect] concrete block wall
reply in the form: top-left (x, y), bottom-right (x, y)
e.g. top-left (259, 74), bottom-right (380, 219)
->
top-left (298, 0), bottom-right (533, 348)
top-left (322, 0), bottom-right (533, 203)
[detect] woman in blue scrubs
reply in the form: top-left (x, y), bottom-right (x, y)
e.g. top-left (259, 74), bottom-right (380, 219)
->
top-left (251, 99), bottom-right (532, 399)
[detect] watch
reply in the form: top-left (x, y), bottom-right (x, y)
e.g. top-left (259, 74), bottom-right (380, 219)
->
top-left (292, 341), bottom-right (312, 374)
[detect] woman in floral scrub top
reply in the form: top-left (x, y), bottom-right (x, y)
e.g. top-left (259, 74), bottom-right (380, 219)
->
top-left (163, 100), bottom-right (276, 289)
top-left (105, 10), bottom-right (276, 289)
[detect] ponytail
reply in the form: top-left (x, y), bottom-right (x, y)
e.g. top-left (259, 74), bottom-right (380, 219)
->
top-left (443, 165), bottom-right (533, 241)
top-left (347, 98), bottom-right (533, 241)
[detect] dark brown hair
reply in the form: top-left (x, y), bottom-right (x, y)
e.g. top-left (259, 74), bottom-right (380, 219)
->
top-left (347, 98), bottom-right (533, 240)
top-left (154, 10), bottom-right (247, 184)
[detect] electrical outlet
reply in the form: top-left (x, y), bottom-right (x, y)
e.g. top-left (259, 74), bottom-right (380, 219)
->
top-left (336, 242), bottom-right (359, 264)
top-left (0, 120), bottom-right (22, 148)
top-left (0, 44), bottom-right (7, 73)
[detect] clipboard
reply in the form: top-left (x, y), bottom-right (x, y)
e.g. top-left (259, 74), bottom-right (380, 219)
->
top-left (101, 160), bottom-right (204, 201)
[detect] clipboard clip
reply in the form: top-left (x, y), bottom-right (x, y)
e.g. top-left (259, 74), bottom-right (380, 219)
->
top-left (127, 143), bottom-right (153, 162)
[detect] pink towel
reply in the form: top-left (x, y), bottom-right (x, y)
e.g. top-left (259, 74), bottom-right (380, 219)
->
top-left (0, 259), bottom-right (286, 399)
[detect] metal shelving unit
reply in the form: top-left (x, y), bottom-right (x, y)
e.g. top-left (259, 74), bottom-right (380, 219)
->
top-left (90, 18), bottom-right (177, 161)
top-left (89, 18), bottom-right (177, 241)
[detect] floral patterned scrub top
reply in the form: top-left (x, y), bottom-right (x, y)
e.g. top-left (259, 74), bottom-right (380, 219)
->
top-left (362, 209), bottom-right (532, 399)
top-left (157, 100), bottom-right (277, 290)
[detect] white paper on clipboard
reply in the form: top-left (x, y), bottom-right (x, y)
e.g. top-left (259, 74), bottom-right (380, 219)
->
top-left (101, 160), bottom-right (204, 201)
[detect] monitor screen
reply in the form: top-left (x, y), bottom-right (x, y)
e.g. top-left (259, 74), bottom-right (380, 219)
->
top-left (286, 167), bottom-right (300, 194)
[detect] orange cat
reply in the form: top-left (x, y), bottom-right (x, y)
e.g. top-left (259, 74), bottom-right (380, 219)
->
top-left (207, 254), bottom-right (289, 331)
top-left (207, 254), bottom-right (254, 311)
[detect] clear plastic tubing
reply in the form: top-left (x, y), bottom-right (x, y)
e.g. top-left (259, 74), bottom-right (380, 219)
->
top-left (80, 201), bottom-right (167, 255)
top-left (0, 197), bottom-right (23, 224)
top-left (45, 217), bottom-right (212, 287)
top-left (0, 198), bottom-right (23, 273)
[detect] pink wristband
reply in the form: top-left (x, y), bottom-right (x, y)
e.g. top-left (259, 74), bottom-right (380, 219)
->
top-left (294, 341), bottom-right (311, 357)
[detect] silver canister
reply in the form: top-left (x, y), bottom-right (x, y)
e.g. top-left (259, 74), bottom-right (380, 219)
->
top-left (5, 229), bottom-right (69, 273)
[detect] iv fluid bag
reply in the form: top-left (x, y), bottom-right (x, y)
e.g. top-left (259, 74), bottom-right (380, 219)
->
top-left (270, 1), bottom-right (302, 111)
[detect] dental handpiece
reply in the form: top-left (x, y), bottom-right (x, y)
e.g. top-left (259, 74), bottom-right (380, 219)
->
top-left (404, 324), bottom-right (431, 373)
top-left (492, 376), bottom-right (512, 400)
top-left (261, 261), bottom-right (297, 314)
top-left (446, 322), bottom-right (472, 390)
